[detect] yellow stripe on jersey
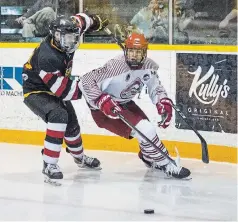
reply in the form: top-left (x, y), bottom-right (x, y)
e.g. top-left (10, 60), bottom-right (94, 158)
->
top-left (24, 91), bottom-right (55, 98)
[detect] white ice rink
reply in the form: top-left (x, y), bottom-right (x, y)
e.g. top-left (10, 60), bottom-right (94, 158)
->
top-left (0, 143), bottom-right (237, 221)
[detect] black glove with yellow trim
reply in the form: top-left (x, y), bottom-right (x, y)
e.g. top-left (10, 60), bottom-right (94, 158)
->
top-left (88, 14), bottom-right (109, 32)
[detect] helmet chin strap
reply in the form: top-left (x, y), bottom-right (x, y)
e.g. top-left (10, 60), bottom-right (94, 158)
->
top-left (125, 58), bottom-right (144, 69)
top-left (126, 60), bottom-right (143, 70)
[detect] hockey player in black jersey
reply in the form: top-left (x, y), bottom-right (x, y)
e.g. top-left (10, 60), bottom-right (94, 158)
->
top-left (22, 13), bottom-right (108, 184)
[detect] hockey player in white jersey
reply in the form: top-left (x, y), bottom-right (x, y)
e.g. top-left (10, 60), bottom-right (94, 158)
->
top-left (80, 32), bottom-right (191, 179)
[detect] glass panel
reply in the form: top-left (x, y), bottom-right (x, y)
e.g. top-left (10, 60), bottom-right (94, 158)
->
top-left (84, 0), bottom-right (169, 44)
top-left (0, 0), bottom-right (79, 42)
top-left (173, 0), bottom-right (237, 45)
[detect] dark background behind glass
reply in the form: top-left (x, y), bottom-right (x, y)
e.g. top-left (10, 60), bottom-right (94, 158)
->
top-left (84, 0), bottom-right (148, 43)
top-left (0, 0), bottom-right (237, 45)
top-left (0, 0), bottom-right (78, 42)
top-left (173, 0), bottom-right (237, 45)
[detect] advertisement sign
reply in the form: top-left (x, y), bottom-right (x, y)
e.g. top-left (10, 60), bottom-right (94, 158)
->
top-left (176, 53), bottom-right (237, 134)
top-left (0, 66), bottom-right (23, 96)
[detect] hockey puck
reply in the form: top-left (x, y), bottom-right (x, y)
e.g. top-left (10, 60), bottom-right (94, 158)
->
top-left (144, 209), bottom-right (154, 214)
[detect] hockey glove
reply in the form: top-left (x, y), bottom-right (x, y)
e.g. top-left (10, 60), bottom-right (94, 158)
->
top-left (96, 94), bottom-right (122, 119)
top-left (89, 15), bottom-right (109, 32)
top-left (156, 98), bottom-right (173, 128)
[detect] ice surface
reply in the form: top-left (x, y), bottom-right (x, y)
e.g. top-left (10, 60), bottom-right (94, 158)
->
top-left (0, 143), bottom-right (237, 221)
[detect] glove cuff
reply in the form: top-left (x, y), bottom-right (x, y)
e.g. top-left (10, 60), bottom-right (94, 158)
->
top-left (88, 15), bottom-right (109, 32)
top-left (158, 97), bottom-right (172, 105)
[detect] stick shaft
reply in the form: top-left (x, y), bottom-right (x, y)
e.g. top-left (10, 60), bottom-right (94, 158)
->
top-left (172, 104), bottom-right (209, 163)
top-left (117, 113), bottom-right (177, 166)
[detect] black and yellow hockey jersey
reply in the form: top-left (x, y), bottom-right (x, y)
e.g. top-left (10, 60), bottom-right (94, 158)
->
top-left (22, 35), bottom-right (82, 100)
top-left (22, 12), bottom-right (103, 100)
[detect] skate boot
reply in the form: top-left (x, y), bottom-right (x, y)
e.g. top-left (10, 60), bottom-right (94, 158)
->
top-left (42, 161), bottom-right (63, 186)
top-left (160, 161), bottom-right (191, 179)
top-left (66, 148), bottom-right (101, 170)
top-left (138, 151), bottom-right (163, 170)
top-left (161, 147), bottom-right (191, 179)
top-left (138, 149), bottom-right (191, 179)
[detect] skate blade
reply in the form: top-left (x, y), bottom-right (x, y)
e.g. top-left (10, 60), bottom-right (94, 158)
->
top-left (76, 163), bottom-right (102, 171)
top-left (164, 175), bottom-right (192, 181)
top-left (44, 175), bottom-right (62, 186)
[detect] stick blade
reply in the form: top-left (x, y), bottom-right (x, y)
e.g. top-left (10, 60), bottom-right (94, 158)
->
top-left (201, 137), bottom-right (209, 163)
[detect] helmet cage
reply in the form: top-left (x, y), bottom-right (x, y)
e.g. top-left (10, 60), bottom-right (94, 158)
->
top-left (59, 32), bottom-right (80, 53)
top-left (125, 48), bottom-right (147, 69)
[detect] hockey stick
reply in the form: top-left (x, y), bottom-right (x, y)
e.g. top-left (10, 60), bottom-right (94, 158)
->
top-left (104, 27), bottom-right (125, 51)
top-left (172, 103), bottom-right (209, 164)
top-left (114, 111), bottom-right (177, 167)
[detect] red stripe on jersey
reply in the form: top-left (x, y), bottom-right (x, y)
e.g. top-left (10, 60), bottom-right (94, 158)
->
top-left (42, 73), bottom-right (54, 84)
top-left (153, 154), bottom-right (167, 161)
top-left (69, 149), bottom-right (83, 155)
top-left (55, 77), bottom-right (69, 97)
top-left (65, 136), bottom-right (82, 145)
top-left (47, 129), bottom-right (65, 138)
top-left (72, 86), bottom-right (80, 100)
top-left (75, 15), bottom-right (84, 28)
top-left (44, 148), bottom-right (60, 158)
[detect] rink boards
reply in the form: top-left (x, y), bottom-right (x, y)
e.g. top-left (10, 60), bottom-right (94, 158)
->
top-left (0, 45), bottom-right (237, 163)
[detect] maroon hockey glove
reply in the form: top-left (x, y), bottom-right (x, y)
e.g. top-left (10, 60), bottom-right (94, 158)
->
top-left (156, 98), bottom-right (173, 128)
top-left (96, 94), bottom-right (122, 119)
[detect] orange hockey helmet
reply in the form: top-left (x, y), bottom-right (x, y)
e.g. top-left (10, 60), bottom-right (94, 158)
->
top-left (124, 33), bottom-right (148, 69)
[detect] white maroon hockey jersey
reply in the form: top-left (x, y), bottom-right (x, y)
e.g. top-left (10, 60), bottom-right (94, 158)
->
top-left (80, 55), bottom-right (168, 109)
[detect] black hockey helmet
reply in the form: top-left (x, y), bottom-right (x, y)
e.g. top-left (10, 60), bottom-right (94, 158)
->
top-left (49, 16), bottom-right (80, 53)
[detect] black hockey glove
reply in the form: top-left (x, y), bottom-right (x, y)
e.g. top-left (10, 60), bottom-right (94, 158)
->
top-left (89, 15), bottom-right (109, 32)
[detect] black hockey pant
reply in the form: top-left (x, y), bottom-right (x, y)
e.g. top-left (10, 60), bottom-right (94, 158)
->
top-left (24, 93), bottom-right (83, 164)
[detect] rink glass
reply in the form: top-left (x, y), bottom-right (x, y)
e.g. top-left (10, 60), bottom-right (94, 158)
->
top-left (0, 0), bottom-right (236, 45)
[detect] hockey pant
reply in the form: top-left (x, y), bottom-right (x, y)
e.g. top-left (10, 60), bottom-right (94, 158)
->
top-left (24, 93), bottom-right (83, 164)
top-left (91, 101), bottom-right (169, 166)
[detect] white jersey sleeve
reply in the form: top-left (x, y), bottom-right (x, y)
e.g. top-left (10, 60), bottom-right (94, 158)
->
top-left (143, 58), bottom-right (168, 104)
top-left (80, 56), bottom-right (128, 105)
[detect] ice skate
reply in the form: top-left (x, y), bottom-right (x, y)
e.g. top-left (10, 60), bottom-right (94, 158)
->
top-left (66, 148), bottom-right (102, 170)
top-left (160, 161), bottom-right (191, 179)
top-left (139, 148), bottom-right (191, 179)
top-left (42, 161), bottom-right (63, 186)
top-left (155, 149), bottom-right (191, 179)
